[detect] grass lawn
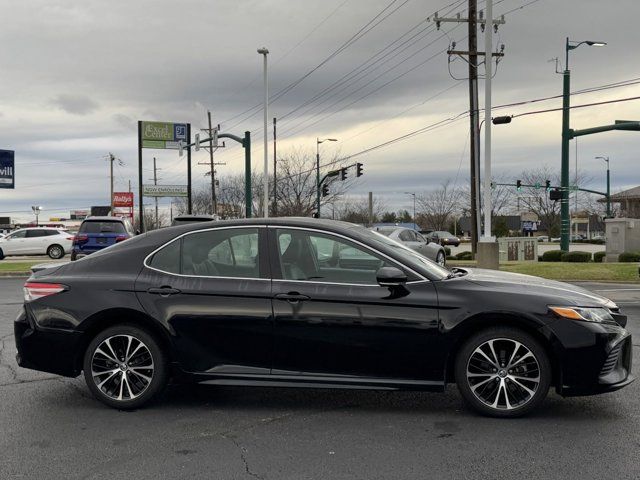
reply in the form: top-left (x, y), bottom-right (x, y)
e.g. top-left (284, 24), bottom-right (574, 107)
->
top-left (0, 262), bottom-right (40, 274)
top-left (447, 260), bottom-right (640, 282)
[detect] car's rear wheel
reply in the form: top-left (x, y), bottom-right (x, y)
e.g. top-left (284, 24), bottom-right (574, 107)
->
top-left (83, 324), bottom-right (168, 409)
top-left (436, 250), bottom-right (446, 266)
top-left (0, 248), bottom-right (4, 260)
top-left (47, 244), bottom-right (64, 259)
top-left (455, 327), bottom-right (551, 418)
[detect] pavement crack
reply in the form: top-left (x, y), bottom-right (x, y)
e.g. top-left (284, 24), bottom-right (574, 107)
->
top-left (220, 433), bottom-right (264, 480)
top-left (0, 376), bottom-right (60, 387)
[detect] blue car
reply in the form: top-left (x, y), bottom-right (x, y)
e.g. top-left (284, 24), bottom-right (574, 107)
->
top-left (71, 216), bottom-right (135, 260)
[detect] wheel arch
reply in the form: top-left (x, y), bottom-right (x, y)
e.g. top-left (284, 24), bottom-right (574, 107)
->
top-left (444, 312), bottom-right (560, 386)
top-left (74, 308), bottom-right (173, 374)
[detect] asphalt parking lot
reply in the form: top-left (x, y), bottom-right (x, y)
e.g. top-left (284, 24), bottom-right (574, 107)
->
top-left (2, 277), bottom-right (639, 480)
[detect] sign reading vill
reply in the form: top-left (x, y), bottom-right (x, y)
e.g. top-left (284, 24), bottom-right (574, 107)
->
top-left (141, 121), bottom-right (188, 149)
top-left (0, 150), bottom-right (15, 189)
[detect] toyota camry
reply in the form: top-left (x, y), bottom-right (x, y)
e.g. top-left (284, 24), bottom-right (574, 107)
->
top-left (15, 218), bottom-right (633, 417)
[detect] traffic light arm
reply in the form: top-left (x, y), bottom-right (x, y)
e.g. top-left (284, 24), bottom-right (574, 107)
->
top-left (569, 121), bottom-right (640, 139)
top-left (494, 182), bottom-right (608, 197)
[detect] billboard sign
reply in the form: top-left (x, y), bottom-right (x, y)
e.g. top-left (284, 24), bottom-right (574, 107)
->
top-left (113, 192), bottom-right (134, 207)
top-left (143, 184), bottom-right (188, 197)
top-left (70, 210), bottom-right (89, 220)
top-left (0, 150), bottom-right (15, 189)
top-left (141, 121), bottom-right (187, 149)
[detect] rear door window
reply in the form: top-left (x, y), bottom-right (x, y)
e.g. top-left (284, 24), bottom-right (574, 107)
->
top-left (26, 230), bottom-right (48, 238)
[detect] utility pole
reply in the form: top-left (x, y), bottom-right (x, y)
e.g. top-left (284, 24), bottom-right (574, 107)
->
top-left (368, 192), bottom-right (374, 227)
top-left (107, 152), bottom-right (118, 216)
top-left (200, 112), bottom-right (225, 217)
top-left (435, 3), bottom-right (505, 256)
top-left (273, 117), bottom-right (277, 216)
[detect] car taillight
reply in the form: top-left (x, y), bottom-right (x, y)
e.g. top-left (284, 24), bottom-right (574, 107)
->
top-left (115, 235), bottom-right (128, 243)
top-left (24, 282), bottom-right (68, 302)
top-left (72, 234), bottom-right (89, 245)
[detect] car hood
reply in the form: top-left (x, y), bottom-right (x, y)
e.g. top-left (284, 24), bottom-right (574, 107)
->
top-left (460, 268), bottom-right (616, 308)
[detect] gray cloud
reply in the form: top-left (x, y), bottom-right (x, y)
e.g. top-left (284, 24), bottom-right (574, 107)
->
top-left (51, 94), bottom-right (100, 115)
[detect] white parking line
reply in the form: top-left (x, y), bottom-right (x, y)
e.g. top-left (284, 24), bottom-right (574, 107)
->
top-left (594, 288), bottom-right (640, 292)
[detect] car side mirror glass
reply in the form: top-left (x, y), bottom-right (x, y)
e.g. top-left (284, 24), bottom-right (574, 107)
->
top-left (376, 266), bottom-right (407, 287)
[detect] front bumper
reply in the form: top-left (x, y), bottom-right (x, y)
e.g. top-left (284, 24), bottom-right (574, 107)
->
top-left (542, 319), bottom-right (634, 397)
top-left (14, 307), bottom-right (82, 378)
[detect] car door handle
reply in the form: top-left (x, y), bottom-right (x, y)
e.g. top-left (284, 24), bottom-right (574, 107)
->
top-left (274, 292), bottom-right (310, 303)
top-left (147, 286), bottom-right (181, 296)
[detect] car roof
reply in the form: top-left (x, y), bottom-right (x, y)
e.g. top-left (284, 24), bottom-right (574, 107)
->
top-left (174, 214), bottom-right (215, 219)
top-left (14, 226), bottom-right (61, 230)
top-left (82, 216), bottom-right (126, 222)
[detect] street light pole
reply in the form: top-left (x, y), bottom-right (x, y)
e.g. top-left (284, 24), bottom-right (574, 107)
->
top-left (316, 137), bottom-right (338, 218)
top-left (404, 192), bottom-right (416, 226)
top-left (482, 0), bottom-right (493, 241)
top-left (257, 47), bottom-right (269, 218)
top-left (596, 156), bottom-right (611, 217)
top-left (561, 38), bottom-right (606, 251)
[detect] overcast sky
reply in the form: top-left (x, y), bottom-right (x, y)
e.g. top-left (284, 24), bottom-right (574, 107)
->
top-left (1, 0), bottom-right (639, 221)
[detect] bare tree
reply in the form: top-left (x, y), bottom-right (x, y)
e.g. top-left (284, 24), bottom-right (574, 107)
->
top-left (336, 195), bottom-right (387, 225)
top-left (416, 180), bottom-right (462, 231)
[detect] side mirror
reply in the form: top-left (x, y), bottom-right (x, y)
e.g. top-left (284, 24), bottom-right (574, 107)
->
top-left (376, 266), bottom-right (407, 287)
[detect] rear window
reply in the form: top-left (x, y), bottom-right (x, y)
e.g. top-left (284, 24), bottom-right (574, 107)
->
top-left (80, 221), bottom-right (126, 234)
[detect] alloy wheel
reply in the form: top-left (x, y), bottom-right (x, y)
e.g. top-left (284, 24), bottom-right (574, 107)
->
top-left (466, 338), bottom-right (541, 411)
top-left (49, 245), bottom-right (63, 259)
top-left (91, 334), bottom-right (154, 401)
top-left (436, 252), bottom-right (446, 266)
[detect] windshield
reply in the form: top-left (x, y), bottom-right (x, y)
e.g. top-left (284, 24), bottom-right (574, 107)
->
top-left (80, 221), bottom-right (126, 234)
top-left (356, 227), bottom-right (450, 279)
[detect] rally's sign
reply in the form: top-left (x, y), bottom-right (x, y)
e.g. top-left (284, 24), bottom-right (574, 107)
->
top-left (143, 184), bottom-right (188, 197)
top-left (141, 121), bottom-right (187, 149)
top-left (0, 150), bottom-right (15, 189)
top-left (113, 192), bottom-right (134, 207)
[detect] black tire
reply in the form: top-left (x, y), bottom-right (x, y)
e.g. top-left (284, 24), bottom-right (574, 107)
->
top-left (0, 248), bottom-right (4, 260)
top-left (454, 327), bottom-right (551, 418)
top-left (70, 251), bottom-right (77, 261)
top-left (83, 324), bottom-right (168, 410)
top-left (47, 244), bottom-right (65, 259)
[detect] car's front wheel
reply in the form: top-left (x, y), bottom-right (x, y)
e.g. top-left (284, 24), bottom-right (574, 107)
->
top-left (455, 327), bottom-right (551, 418)
top-left (436, 250), bottom-right (446, 266)
top-left (47, 244), bottom-right (65, 259)
top-left (83, 324), bottom-right (168, 409)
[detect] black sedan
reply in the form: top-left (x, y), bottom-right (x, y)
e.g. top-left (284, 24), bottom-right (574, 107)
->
top-left (15, 218), bottom-right (633, 417)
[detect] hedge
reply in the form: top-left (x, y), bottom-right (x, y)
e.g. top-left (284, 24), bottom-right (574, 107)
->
top-left (619, 252), bottom-right (640, 262)
top-left (444, 247), bottom-right (452, 256)
top-left (455, 251), bottom-right (474, 261)
top-left (446, 255), bottom-right (456, 261)
top-left (593, 251), bottom-right (606, 263)
top-left (561, 251), bottom-right (592, 263)
top-left (541, 250), bottom-right (567, 262)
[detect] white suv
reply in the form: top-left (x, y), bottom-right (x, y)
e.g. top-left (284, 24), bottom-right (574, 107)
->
top-left (0, 227), bottom-right (74, 260)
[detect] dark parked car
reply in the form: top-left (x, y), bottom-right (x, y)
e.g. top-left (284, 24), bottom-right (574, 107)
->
top-left (373, 226), bottom-right (446, 266)
top-left (171, 214), bottom-right (217, 226)
top-left (71, 216), bottom-right (135, 260)
top-left (16, 218), bottom-right (633, 417)
top-left (426, 230), bottom-right (460, 247)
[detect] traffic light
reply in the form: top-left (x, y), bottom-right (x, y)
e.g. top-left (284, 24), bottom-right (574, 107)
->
top-left (356, 162), bottom-right (364, 177)
top-left (516, 180), bottom-right (522, 191)
top-left (322, 183), bottom-right (329, 197)
top-left (340, 167), bottom-right (348, 181)
top-left (545, 180), bottom-right (551, 191)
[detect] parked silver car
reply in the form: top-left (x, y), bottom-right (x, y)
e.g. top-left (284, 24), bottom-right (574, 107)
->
top-left (372, 226), bottom-right (447, 266)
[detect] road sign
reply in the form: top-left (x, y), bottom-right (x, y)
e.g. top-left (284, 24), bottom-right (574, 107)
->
top-left (141, 121), bottom-right (188, 149)
top-left (113, 192), bottom-right (134, 207)
top-left (0, 150), bottom-right (15, 189)
top-left (143, 184), bottom-right (188, 197)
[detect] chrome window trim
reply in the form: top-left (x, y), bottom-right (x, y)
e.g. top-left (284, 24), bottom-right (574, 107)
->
top-left (269, 225), bottom-right (429, 283)
top-left (143, 223), bottom-right (429, 284)
top-left (143, 225), bottom-right (267, 281)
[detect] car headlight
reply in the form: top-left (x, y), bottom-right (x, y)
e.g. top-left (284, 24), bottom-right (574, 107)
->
top-left (549, 306), bottom-right (615, 323)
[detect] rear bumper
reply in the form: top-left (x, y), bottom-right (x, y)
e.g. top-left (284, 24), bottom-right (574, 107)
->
top-left (14, 307), bottom-right (82, 378)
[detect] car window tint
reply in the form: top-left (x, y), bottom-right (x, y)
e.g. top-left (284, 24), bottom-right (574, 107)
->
top-left (276, 229), bottom-right (393, 284)
top-left (80, 221), bottom-right (126, 234)
top-left (26, 230), bottom-right (48, 238)
top-left (149, 239), bottom-right (181, 274)
top-left (416, 233), bottom-right (426, 242)
top-left (182, 228), bottom-right (259, 278)
top-left (8, 230), bottom-right (27, 239)
top-left (48, 230), bottom-right (62, 236)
